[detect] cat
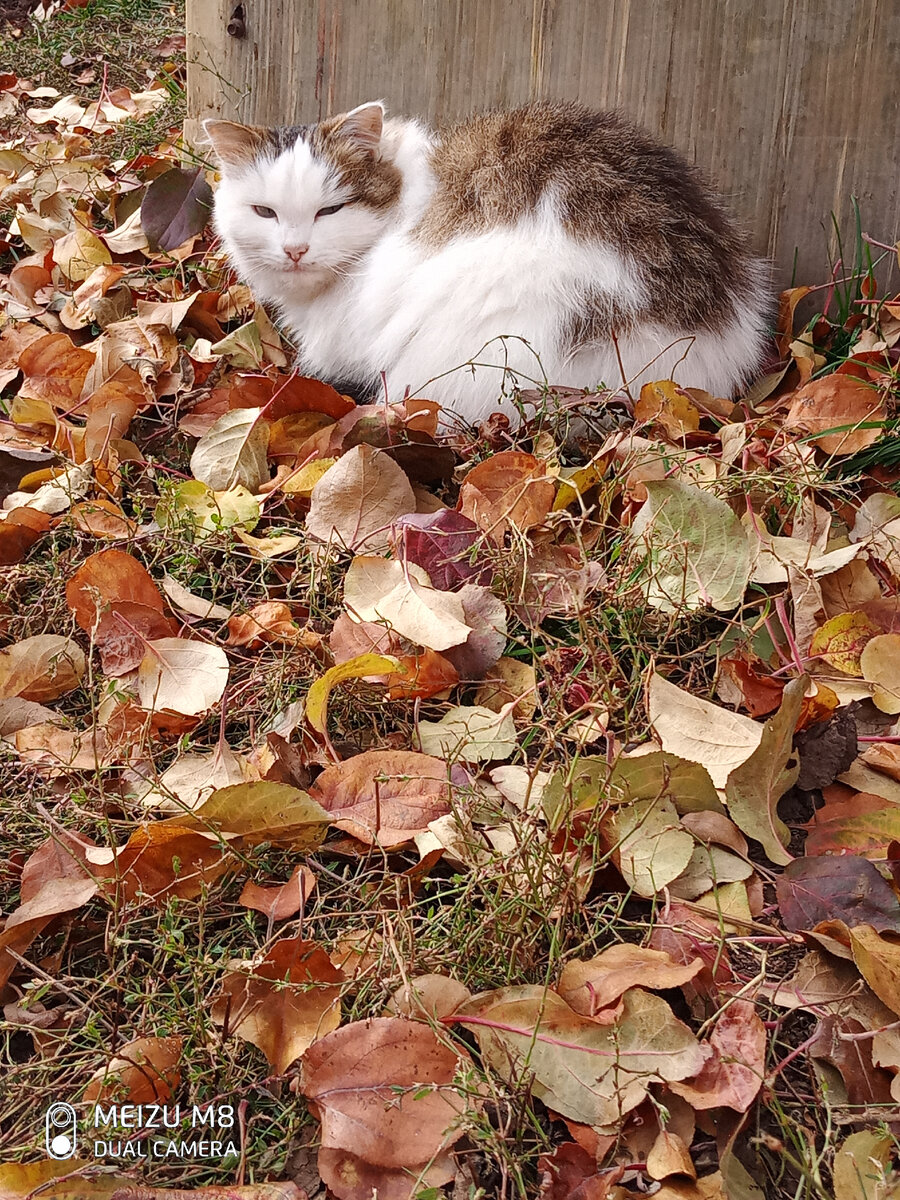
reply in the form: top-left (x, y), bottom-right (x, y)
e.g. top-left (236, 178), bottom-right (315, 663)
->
top-left (206, 100), bottom-right (770, 427)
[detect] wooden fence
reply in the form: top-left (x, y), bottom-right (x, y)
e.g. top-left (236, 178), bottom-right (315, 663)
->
top-left (187, 0), bottom-right (900, 288)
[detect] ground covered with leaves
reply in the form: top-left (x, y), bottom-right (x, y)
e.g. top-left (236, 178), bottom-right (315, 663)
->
top-left (3, 6), bottom-right (900, 1200)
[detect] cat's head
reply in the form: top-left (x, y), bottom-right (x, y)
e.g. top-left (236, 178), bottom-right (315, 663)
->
top-left (205, 102), bottom-right (400, 300)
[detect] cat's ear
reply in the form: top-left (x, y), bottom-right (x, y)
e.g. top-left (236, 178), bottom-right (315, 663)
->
top-left (203, 119), bottom-right (266, 167)
top-left (331, 102), bottom-right (384, 156)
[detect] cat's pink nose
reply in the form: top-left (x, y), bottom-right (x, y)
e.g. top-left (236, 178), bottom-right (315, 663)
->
top-left (283, 244), bottom-right (309, 263)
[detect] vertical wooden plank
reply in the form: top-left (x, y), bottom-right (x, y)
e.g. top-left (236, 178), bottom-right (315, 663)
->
top-left (187, 0), bottom-right (900, 287)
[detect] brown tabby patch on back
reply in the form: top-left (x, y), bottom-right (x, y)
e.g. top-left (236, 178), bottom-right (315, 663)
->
top-left (416, 101), bottom-right (761, 336)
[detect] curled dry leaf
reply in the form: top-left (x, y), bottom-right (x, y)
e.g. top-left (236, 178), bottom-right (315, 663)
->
top-left (137, 637), bottom-right (229, 716)
top-left (724, 675), bottom-right (805, 866)
top-left (239, 865), bottom-right (317, 922)
top-left (558, 945), bottom-right (705, 1018)
top-left (311, 749), bottom-right (452, 847)
top-left (299, 1017), bottom-right (468, 1200)
top-left (305, 652), bottom-right (398, 735)
top-left (0, 635), bottom-right (85, 701)
top-left (458, 450), bottom-right (555, 540)
top-left (83, 1034), bottom-right (183, 1104)
top-left (306, 443), bottom-right (416, 551)
top-left (213, 936), bottom-right (343, 1072)
top-left (0, 875), bottom-right (99, 991)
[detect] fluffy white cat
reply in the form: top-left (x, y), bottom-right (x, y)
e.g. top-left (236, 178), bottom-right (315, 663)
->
top-left (207, 101), bottom-right (769, 426)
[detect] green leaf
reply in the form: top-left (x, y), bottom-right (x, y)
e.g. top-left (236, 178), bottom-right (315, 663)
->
top-left (162, 781), bottom-right (329, 851)
top-left (156, 479), bottom-right (260, 539)
top-left (631, 478), bottom-right (750, 612)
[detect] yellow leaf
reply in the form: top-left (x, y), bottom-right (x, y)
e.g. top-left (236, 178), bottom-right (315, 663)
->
top-left (52, 224), bottom-right (112, 282)
top-left (282, 457), bottom-right (337, 497)
top-left (306, 653), bottom-right (398, 735)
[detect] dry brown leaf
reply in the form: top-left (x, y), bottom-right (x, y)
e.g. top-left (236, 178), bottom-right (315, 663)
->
top-left (0, 634), bottom-right (86, 701)
top-left (458, 450), bottom-right (555, 540)
top-left (311, 749), bottom-right (453, 847)
top-left (212, 936), bottom-right (343, 1072)
top-left (65, 547), bottom-right (165, 632)
top-left (239, 865), bottom-right (317, 922)
top-left (784, 374), bottom-right (886, 456)
top-left (306, 443), bottom-right (416, 551)
top-left (299, 1017), bottom-right (467, 1200)
top-left (83, 1034), bottom-right (183, 1104)
top-left (558, 945), bottom-right (704, 1018)
top-left (669, 999), bottom-right (766, 1111)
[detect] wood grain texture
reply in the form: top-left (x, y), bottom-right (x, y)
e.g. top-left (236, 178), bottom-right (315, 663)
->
top-left (187, 0), bottom-right (899, 287)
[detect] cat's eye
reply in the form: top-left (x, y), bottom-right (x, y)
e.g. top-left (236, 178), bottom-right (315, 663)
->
top-left (315, 202), bottom-right (346, 218)
top-left (252, 205), bottom-right (277, 219)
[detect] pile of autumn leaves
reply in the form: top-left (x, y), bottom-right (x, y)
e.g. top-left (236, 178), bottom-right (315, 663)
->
top-left (6, 105), bottom-right (900, 1199)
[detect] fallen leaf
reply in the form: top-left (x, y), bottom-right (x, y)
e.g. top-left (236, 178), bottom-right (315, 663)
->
top-left (776, 857), bottom-right (900, 933)
top-left (558, 945), bottom-right (704, 1017)
top-left (109, 823), bottom-right (234, 904)
top-left (83, 1035), bottom-right (182, 1104)
top-left (848, 925), bottom-right (900, 1017)
top-left (669, 999), bottom-right (765, 1111)
top-left (190, 407), bottom-right (269, 492)
top-left (724, 675), bottom-right (805, 866)
top-left (0, 634), bottom-right (86, 701)
top-left (396, 509), bottom-right (492, 590)
top-left (647, 671), bottom-right (763, 789)
top-left (832, 1130), bottom-right (896, 1200)
top-left (239, 865), bottom-right (316, 921)
top-left (162, 781), bottom-right (329, 850)
top-left (458, 450), bottom-right (555, 540)
top-left (213, 936), bottom-right (343, 1071)
top-left (137, 637), bottom-right (229, 715)
top-left (785, 375), bottom-right (886, 456)
top-left (141, 166), bottom-right (214, 252)
top-left (343, 556), bottom-right (471, 651)
top-left (417, 703), bottom-right (517, 763)
top-left (454, 985), bottom-right (705, 1127)
top-left (306, 444), bottom-right (416, 551)
top-left (65, 547), bottom-right (165, 632)
top-left (299, 1017), bottom-right (467, 1200)
top-left (632, 479), bottom-right (750, 613)
top-left (311, 749), bottom-right (452, 847)
top-left (635, 380), bottom-right (701, 439)
top-left (860, 634), bottom-right (900, 714)
top-left (306, 653), bottom-right (398, 735)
